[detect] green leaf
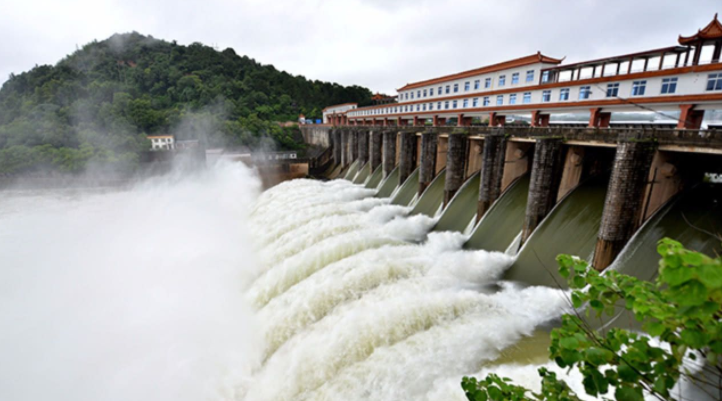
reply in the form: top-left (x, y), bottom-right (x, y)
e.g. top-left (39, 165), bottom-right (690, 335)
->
top-left (680, 328), bottom-right (708, 348)
top-left (660, 265), bottom-right (694, 286)
top-left (585, 347), bottom-right (614, 366)
top-left (642, 321), bottom-right (665, 337)
top-left (560, 336), bottom-right (579, 350)
top-left (615, 386), bottom-right (644, 401)
top-left (670, 280), bottom-right (708, 307)
top-left (698, 264), bottom-right (722, 289)
top-left (682, 251), bottom-right (704, 266)
top-left (617, 364), bottom-right (639, 382)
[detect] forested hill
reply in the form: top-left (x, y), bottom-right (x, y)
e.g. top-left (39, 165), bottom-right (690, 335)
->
top-left (0, 32), bottom-right (372, 174)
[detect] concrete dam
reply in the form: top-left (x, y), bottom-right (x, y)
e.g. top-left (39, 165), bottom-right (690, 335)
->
top-left (233, 125), bottom-right (722, 400)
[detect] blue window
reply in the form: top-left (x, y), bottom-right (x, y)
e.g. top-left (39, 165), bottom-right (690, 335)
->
top-left (496, 95), bottom-right (503, 105)
top-left (523, 92), bottom-right (531, 104)
top-left (404, 93), bottom-right (408, 100)
top-left (445, 101), bottom-right (449, 109)
top-left (416, 104), bottom-right (420, 111)
top-left (472, 97), bottom-right (479, 107)
top-left (445, 85), bottom-right (450, 94)
top-left (417, 90), bottom-right (421, 98)
top-left (559, 88), bottom-right (570, 101)
top-left (430, 88), bottom-right (434, 96)
top-left (463, 99), bottom-right (468, 108)
top-left (707, 73), bottom-right (722, 91)
top-left (422, 103), bottom-right (427, 111)
top-left (606, 83), bottom-right (619, 97)
top-left (453, 100), bottom-right (458, 109)
top-left (453, 83), bottom-right (459, 93)
top-left (438, 86), bottom-right (443, 95)
top-left (579, 86), bottom-right (592, 100)
top-left (509, 94), bottom-right (517, 105)
top-left (541, 71), bottom-right (551, 83)
top-left (437, 102), bottom-right (442, 109)
top-left (499, 75), bottom-right (506, 86)
top-left (485, 78), bottom-right (491, 88)
top-left (631, 80), bottom-right (647, 96)
top-left (474, 80), bottom-right (480, 89)
top-left (423, 89), bottom-right (427, 97)
top-left (511, 73), bottom-right (519, 85)
top-left (483, 97), bottom-right (490, 106)
top-left (661, 78), bottom-right (677, 94)
top-left (429, 103), bottom-right (433, 111)
top-left (526, 70), bottom-right (534, 82)
top-left (411, 92), bottom-right (415, 100)
top-left (542, 90), bottom-right (551, 102)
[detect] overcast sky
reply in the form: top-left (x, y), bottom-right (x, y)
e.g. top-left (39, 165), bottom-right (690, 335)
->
top-left (1, 0), bottom-right (720, 95)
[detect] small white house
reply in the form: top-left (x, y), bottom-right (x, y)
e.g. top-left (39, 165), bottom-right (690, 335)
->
top-left (148, 135), bottom-right (175, 151)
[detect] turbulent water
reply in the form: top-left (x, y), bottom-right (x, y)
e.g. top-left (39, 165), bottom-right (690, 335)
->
top-left (0, 163), bottom-right (580, 401)
top-left (242, 175), bottom-right (577, 401)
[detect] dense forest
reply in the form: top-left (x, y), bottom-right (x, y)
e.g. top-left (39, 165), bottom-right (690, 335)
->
top-left (0, 32), bottom-right (372, 175)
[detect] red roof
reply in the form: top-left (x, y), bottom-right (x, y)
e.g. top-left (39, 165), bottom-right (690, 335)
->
top-left (397, 52), bottom-right (563, 92)
top-left (679, 14), bottom-right (722, 45)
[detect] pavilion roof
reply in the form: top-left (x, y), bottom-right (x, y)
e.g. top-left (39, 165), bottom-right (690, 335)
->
top-left (679, 14), bottom-right (722, 45)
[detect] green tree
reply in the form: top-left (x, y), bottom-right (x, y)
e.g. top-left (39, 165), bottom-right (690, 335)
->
top-left (462, 238), bottom-right (722, 401)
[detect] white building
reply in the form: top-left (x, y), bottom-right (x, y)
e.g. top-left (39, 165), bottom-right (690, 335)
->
top-left (322, 103), bottom-right (358, 125)
top-left (148, 135), bottom-right (175, 151)
top-left (345, 15), bottom-right (722, 130)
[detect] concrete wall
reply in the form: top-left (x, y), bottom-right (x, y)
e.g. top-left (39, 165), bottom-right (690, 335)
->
top-left (302, 126), bottom-right (333, 147)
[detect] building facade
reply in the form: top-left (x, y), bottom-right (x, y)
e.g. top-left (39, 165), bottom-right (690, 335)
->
top-left (322, 103), bottom-right (358, 125)
top-left (342, 15), bottom-right (722, 130)
top-left (148, 135), bottom-right (175, 151)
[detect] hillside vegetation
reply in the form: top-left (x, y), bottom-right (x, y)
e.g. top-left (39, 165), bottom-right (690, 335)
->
top-left (0, 32), bottom-right (371, 174)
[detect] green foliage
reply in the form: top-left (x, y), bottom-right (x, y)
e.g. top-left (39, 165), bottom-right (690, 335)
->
top-left (462, 238), bottom-right (722, 401)
top-left (0, 32), bottom-right (372, 174)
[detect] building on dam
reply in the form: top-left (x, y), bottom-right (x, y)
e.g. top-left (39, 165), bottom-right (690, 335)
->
top-left (302, 14), bottom-right (722, 277)
top-left (322, 15), bottom-right (722, 129)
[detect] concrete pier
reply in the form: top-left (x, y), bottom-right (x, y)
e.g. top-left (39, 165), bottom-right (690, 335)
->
top-left (398, 131), bottom-right (418, 185)
top-left (370, 130), bottom-right (383, 172)
top-left (349, 130), bottom-right (359, 163)
top-left (478, 133), bottom-right (507, 221)
top-left (418, 131), bottom-right (439, 195)
top-left (444, 133), bottom-right (468, 206)
top-left (340, 129), bottom-right (349, 167)
top-left (302, 124), bottom-right (722, 269)
top-left (357, 130), bottom-right (369, 166)
top-left (333, 129), bottom-right (342, 166)
top-left (521, 137), bottom-right (564, 243)
top-left (382, 131), bottom-right (397, 178)
top-left (592, 140), bottom-right (656, 270)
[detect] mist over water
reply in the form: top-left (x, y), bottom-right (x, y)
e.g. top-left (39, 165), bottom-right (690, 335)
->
top-left (0, 162), bottom-right (263, 401)
top-left (1, 164), bottom-right (575, 401)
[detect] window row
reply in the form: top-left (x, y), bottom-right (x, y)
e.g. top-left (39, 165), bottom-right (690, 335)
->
top-left (399, 72), bottom-right (722, 103)
top-left (357, 74), bottom-right (721, 116)
top-left (399, 70), bottom-right (537, 101)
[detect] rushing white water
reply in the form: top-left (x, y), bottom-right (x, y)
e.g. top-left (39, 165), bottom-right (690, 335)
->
top-left (0, 163), bottom-right (263, 401)
top-left (0, 165), bottom-right (576, 401)
top-left (241, 177), bottom-right (574, 401)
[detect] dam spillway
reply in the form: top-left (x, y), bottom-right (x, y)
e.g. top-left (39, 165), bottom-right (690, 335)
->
top-left (261, 124), bottom-right (722, 399)
top-left (244, 178), bottom-right (572, 400)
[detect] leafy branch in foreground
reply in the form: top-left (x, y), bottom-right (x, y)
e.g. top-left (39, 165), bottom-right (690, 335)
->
top-left (462, 238), bottom-right (722, 401)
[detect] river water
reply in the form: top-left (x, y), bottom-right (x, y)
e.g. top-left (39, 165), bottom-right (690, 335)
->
top-left (0, 163), bottom-right (584, 401)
